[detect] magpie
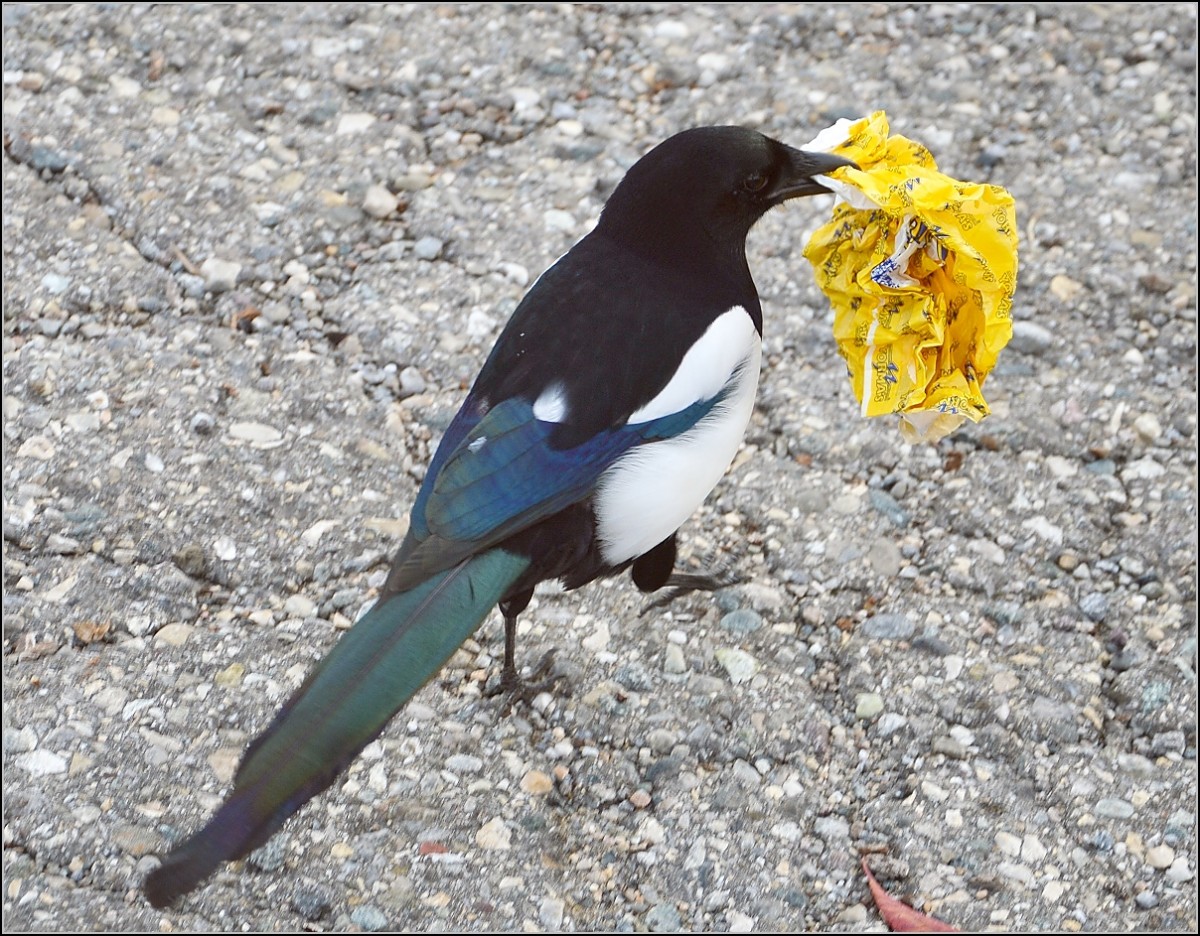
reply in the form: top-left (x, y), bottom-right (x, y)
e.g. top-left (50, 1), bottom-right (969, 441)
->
top-left (143, 126), bottom-right (853, 908)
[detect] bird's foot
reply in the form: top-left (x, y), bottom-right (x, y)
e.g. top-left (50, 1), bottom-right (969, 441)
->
top-left (640, 563), bottom-right (744, 616)
top-left (485, 648), bottom-right (568, 713)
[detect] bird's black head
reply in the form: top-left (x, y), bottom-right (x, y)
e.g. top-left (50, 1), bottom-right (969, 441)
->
top-left (597, 126), bottom-right (855, 265)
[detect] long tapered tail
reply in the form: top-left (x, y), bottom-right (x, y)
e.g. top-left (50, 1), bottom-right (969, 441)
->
top-left (143, 548), bottom-right (530, 909)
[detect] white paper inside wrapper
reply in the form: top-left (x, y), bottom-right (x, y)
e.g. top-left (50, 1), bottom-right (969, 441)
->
top-left (801, 119), bottom-right (878, 210)
top-left (897, 410), bottom-right (967, 445)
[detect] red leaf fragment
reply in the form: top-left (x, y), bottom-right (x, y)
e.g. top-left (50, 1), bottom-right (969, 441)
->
top-left (862, 857), bottom-right (959, 933)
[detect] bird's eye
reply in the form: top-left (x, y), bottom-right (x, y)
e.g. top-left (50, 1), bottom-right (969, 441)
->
top-left (743, 172), bottom-right (769, 193)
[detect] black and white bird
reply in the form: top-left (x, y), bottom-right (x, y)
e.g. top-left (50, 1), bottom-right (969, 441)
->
top-left (144, 126), bottom-right (853, 908)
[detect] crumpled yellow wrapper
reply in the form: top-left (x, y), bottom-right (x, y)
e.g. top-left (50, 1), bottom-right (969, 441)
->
top-left (802, 111), bottom-right (1018, 443)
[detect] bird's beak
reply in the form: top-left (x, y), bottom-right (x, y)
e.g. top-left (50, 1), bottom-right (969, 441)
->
top-left (771, 147), bottom-right (858, 200)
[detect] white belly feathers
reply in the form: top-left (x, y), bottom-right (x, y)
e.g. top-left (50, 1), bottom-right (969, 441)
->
top-left (594, 307), bottom-right (761, 565)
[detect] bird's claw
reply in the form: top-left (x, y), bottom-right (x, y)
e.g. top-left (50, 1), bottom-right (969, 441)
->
top-left (485, 647), bottom-right (568, 713)
top-left (640, 563), bottom-right (745, 616)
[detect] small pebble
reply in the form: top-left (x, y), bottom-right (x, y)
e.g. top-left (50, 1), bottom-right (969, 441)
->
top-left (349, 905), bottom-right (389, 931)
top-left (228, 421), bottom-right (283, 445)
top-left (1079, 592), bottom-right (1109, 622)
top-left (1117, 753), bottom-right (1155, 779)
top-left (521, 770), bottom-right (553, 795)
top-left (40, 273), bottom-right (70, 295)
top-left (1022, 516), bottom-right (1064, 545)
top-left (1133, 413), bottom-right (1163, 443)
top-left (476, 817), bottom-right (511, 850)
top-left (539, 897), bottom-right (565, 930)
top-left (1022, 834), bottom-right (1047, 864)
top-left (719, 609), bottom-right (763, 634)
top-left (862, 613), bottom-right (915, 640)
top-left (715, 647), bottom-right (758, 684)
top-left (45, 533), bottom-right (81, 554)
top-left (446, 753), bottom-right (483, 773)
top-left (1135, 890), bottom-right (1159, 910)
top-left (837, 904), bottom-right (868, 924)
top-left (998, 860), bottom-right (1036, 887)
top-left (413, 236), bottom-right (444, 261)
top-left (645, 904), bottom-right (682, 932)
top-left (336, 112), bottom-right (377, 135)
top-left (3, 727), bottom-right (37, 754)
top-left (1121, 457), bottom-right (1166, 481)
top-left (544, 209), bottom-right (576, 233)
top-left (876, 712), bottom-right (908, 737)
top-left (932, 736), bottom-right (968, 759)
top-left (855, 692), bottom-right (884, 720)
top-left (867, 537), bottom-right (903, 576)
top-left (1010, 320), bottom-right (1054, 354)
top-left (1095, 797), bottom-right (1135, 820)
top-left (292, 887), bottom-right (333, 921)
top-left (19, 749), bottom-right (67, 776)
top-left (1049, 274), bottom-right (1084, 302)
top-left (1146, 845), bottom-right (1175, 870)
top-left (154, 623), bottom-right (194, 647)
top-left (1166, 857), bottom-right (1194, 883)
top-left (283, 594), bottom-right (316, 618)
top-left (191, 412), bottom-right (216, 434)
top-left (362, 184), bottom-right (399, 218)
top-left (200, 257), bottom-right (241, 292)
top-left (398, 366), bottom-right (426, 397)
top-left (496, 261), bottom-right (529, 286)
top-left (814, 815), bottom-right (850, 842)
top-left (214, 663), bottom-right (244, 688)
top-left (864, 489), bottom-right (907, 525)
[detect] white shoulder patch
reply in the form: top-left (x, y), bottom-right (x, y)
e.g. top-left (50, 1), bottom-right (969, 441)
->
top-left (532, 382), bottom-right (569, 423)
top-left (627, 307), bottom-right (757, 424)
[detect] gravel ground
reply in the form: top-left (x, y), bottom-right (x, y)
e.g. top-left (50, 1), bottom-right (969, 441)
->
top-left (2, 3), bottom-right (1196, 932)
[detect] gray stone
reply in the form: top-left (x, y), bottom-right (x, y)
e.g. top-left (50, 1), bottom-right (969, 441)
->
top-left (413, 236), bottom-right (444, 261)
top-left (1009, 320), bottom-right (1054, 355)
top-left (646, 903), bottom-right (682, 932)
top-left (862, 614), bottom-right (915, 640)
top-left (200, 257), bottom-right (242, 292)
top-left (1095, 797), bottom-right (1135, 820)
top-left (715, 648), bottom-right (758, 684)
top-left (856, 693), bottom-right (884, 720)
top-left (719, 609), bottom-right (764, 635)
top-left (363, 184), bottom-right (399, 219)
top-left (814, 815), bottom-right (850, 842)
top-left (539, 897), bottom-right (565, 930)
top-left (350, 905), bottom-right (390, 931)
top-left (1079, 592), bottom-right (1109, 622)
top-left (868, 489), bottom-right (909, 528)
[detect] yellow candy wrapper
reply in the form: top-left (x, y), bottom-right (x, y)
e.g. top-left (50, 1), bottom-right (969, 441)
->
top-left (802, 111), bottom-right (1018, 443)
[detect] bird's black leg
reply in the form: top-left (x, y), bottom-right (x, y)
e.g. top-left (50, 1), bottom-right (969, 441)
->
top-left (487, 589), bottom-right (562, 707)
top-left (501, 606), bottom-right (521, 691)
top-left (634, 536), bottom-right (744, 616)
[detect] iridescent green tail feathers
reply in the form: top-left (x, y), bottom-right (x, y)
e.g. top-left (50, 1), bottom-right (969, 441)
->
top-left (143, 549), bottom-right (530, 909)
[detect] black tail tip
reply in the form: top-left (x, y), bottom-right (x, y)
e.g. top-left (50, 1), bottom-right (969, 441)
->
top-left (143, 862), bottom-right (185, 909)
